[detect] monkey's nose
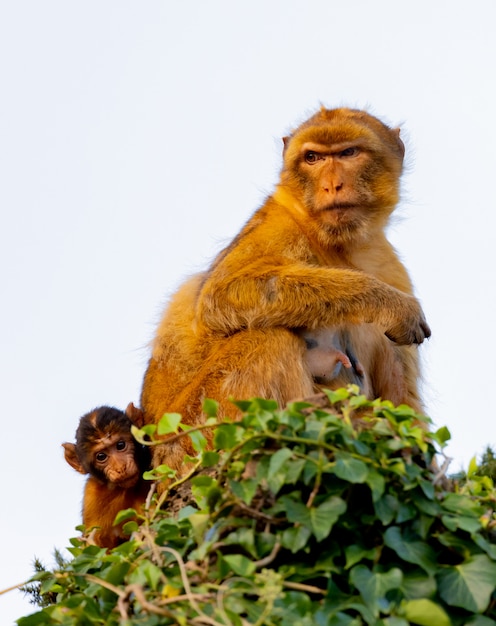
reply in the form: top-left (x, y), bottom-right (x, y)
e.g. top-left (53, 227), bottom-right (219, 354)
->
top-left (322, 180), bottom-right (343, 193)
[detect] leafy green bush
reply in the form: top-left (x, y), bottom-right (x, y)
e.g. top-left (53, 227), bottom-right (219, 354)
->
top-left (18, 388), bottom-right (496, 625)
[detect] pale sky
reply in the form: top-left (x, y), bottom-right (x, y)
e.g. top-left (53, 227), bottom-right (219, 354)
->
top-left (1, 1), bottom-right (495, 622)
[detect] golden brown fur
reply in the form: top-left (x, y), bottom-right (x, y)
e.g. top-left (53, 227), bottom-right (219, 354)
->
top-left (141, 107), bottom-right (430, 474)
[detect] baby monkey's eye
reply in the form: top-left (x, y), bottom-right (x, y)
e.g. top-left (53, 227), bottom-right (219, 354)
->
top-left (304, 151), bottom-right (320, 163)
top-left (116, 440), bottom-right (127, 451)
top-left (95, 452), bottom-right (107, 463)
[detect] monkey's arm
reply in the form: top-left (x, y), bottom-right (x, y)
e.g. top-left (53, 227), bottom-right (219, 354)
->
top-left (196, 260), bottom-right (430, 346)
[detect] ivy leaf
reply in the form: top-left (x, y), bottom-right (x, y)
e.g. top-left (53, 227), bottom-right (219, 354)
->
top-left (465, 617), bottom-right (496, 626)
top-left (267, 448), bottom-right (293, 493)
top-left (281, 495), bottom-right (346, 541)
top-left (345, 544), bottom-right (378, 570)
top-left (186, 427), bottom-right (207, 454)
top-left (229, 477), bottom-right (258, 505)
top-left (223, 554), bottom-right (255, 577)
top-left (442, 493), bottom-right (484, 517)
top-left (441, 514), bottom-right (481, 534)
top-left (281, 525), bottom-right (312, 553)
top-left (384, 527), bottom-right (437, 575)
top-left (268, 447), bottom-right (293, 476)
top-left (374, 494), bottom-right (398, 525)
top-left (114, 508), bottom-right (138, 525)
top-left (401, 570), bottom-right (437, 600)
top-left (143, 464), bottom-right (176, 481)
top-left (311, 496), bottom-right (347, 541)
top-left (324, 387), bottom-right (351, 403)
top-left (334, 451), bottom-right (369, 483)
top-left (202, 398), bottom-right (219, 417)
top-left (350, 564), bottom-right (402, 613)
top-left (432, 425), bottom-right (451, 446)
top-left (213, 423), bottom-right (240, 449)
top-left (201, 451), bottom-right (220, 467)
top-left (129, 560), bottom-right (163, 591)
top-left (157, 412), bottom-right (182, 435)
top-left (366, 469), bottom-right (385, 502)
top-left (401, 598), bottom-right (451, 626)
top-left (131, 423), bottom-right (156, 444)
top-left (437, 553), bottom-right (496, 613)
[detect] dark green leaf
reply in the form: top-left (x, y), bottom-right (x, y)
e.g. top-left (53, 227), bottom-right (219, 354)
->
top-left (375, 494), bottom-right (398, 525)
top-left (384, 527), bottom-right (437, 575)
top-left (465, 617), bottom-right (496, 626)
top-left (334, 451), bottom-right (369, 483)
top-left (350, 564), bottom-right (402, 612)
top-left (311, 496), bottom-right (347, 541)
top-left (213, 423), bottom-right (240, 449)
top-left (401, 570), bottom-right (437, 600)
top-left (345, 544), bottom-right (378, 569)
top-left (281, 525), bottom-right (312, 553)
top-left (366, 469), bottom-right (385, 502)
top-left (442, 493), bottom-right (484, 517)
top-left (201, 451), bottom-right (220, 467)
top-left (229, 477), bottom-right (258, 505)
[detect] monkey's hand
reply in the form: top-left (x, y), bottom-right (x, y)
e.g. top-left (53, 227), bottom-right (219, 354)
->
top-left (382, 294), bottom-right (431, 345)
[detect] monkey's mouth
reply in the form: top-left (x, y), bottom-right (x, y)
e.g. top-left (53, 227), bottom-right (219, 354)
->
top-left (319, 203), bottom-right (360, 221)
top-left (322, 202), bottom-right (357, 212)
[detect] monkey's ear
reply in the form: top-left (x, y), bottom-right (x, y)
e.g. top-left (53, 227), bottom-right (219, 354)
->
top-left (62, 443), bottom-right (86, 474)
top-left (392, 128), bottom-right (405, 160)
top-left (125, 402), bottom-right (145, 427)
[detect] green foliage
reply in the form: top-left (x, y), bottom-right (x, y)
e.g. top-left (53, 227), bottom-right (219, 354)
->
top-left (478, 447), bottom-right (496, 482)
top-left (17, 388), bottom-right (496, 625)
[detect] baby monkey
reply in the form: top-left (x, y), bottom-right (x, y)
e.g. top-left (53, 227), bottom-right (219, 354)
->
top-left (63, 402), bottom-right (151, 549)
top-left (302, 327), bottom-right (370, 395)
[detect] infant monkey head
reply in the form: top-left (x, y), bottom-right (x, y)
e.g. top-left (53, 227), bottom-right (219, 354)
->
top-left (63, 403), bottom-right (149, 489)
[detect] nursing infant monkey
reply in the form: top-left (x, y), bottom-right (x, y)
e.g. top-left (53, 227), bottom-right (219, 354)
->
top-left (141, 106), bottom-right (430, 477)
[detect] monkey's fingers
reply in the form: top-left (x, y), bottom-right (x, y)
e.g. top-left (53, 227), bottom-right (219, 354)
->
top-left (337, 353), bottom-right (353, 369)
top-left (385, 315), bottom-right (431, 345)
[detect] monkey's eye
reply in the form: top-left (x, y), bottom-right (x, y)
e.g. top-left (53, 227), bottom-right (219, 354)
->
top-left (95, 452), bottom-right (107, 463)
top-left (338, 147), bottom-right (359, 157)
top-left (116, 440), bottom-right (127, 451)
top-left (304, 151), bottom-right (320, 163)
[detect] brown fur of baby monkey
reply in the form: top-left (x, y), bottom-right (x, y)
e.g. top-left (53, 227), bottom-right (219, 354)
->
top-left (63, 403), bottom-right (151, 549)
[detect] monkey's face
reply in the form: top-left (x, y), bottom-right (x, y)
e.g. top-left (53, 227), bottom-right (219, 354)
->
top-left (281, 108), bottom-right (404, 241)
top-left (91, 433), bottom-right (141, 488)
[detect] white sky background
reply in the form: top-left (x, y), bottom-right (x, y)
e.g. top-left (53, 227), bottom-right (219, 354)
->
top-left (1, 0), bottom-right (495, 621)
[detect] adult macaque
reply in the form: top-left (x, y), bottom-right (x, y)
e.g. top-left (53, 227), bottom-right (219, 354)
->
top-left (141, 107), bottom-right (430, 473)
top-left (63, 403), bottom-right (150, 549)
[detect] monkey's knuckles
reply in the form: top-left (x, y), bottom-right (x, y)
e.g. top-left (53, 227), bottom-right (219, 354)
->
top-left (385, 314), bottom-right (431, 345)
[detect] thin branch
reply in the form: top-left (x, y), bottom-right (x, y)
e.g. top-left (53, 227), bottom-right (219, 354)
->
top-left (0, 582), bottom-right (29, 596)
top-left (123, 584), bottom-right (175, 618)
top-left (83, 574), bottom-right (126, 598)
top-left (283, 580), bottom-right (326, 595)
top-left (158, 545), bottom-right (226, 626)
top-left (253, 542), bottom-right (281, 569)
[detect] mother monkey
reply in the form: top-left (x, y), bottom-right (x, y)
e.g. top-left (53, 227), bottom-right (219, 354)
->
top-left (141, 107), bottom-right (431, 472)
